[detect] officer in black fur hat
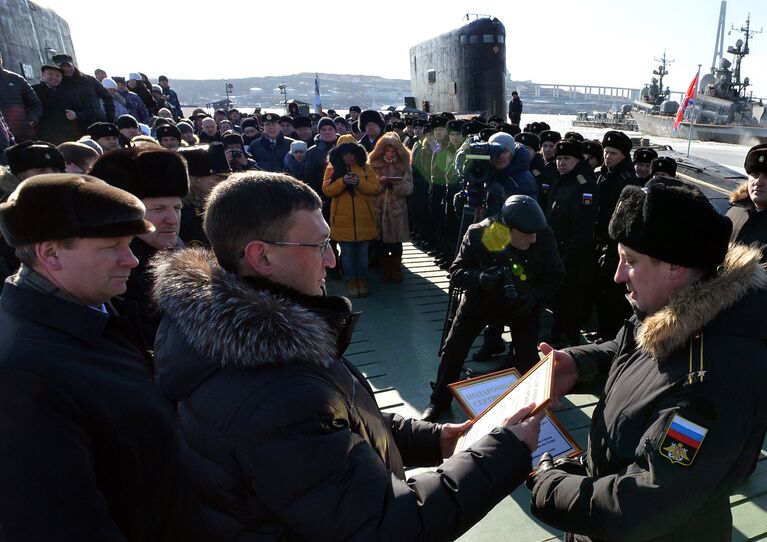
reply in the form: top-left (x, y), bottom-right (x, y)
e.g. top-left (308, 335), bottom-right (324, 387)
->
top-left (87, 122), bottom-right (120, 152)
top-left (155, 124), bottom-right (182, 151)
top-left (0, 174), bottom-right (186, 541)
top-left (633, 147), bottom-right (658, 185)
top-left (538, 130), bottom-right (561, 206)
top-left (358, 109), bottom-right (385, 152)
top-left (423, 195), bottom-right (564, 421)
top-left (651, 156), bottom-right (677, 179)
top-left (727, 143), bottom-right (767, 258)
top-left (90, 146), bottom-right (189, 345)
top-left (592, 130), bottom-right (638, 342)
top-left (3, 141), bottom-right (65, 185)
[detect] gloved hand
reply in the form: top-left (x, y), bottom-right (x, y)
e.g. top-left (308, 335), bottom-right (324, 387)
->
top-left (526, 452), bottom-right (554, 491)
top-left (479, 268), bottom-right (503, 292)
top-left (552, 454), bottom-right (587, 475)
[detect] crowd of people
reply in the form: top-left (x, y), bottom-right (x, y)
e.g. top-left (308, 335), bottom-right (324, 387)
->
top-left (1, 50), bottom-right (767, 541)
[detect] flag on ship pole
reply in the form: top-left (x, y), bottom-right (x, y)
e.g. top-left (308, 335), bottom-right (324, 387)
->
top-left (673, 67), bottom-right (700, 134)
top-left (685, 64), bottom-right (702, 157)
top-left (314, 73), bottom-right (322, 114)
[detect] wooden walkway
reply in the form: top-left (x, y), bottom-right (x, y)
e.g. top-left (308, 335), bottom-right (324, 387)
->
top-left (327, 242), bottom-right (767, 541)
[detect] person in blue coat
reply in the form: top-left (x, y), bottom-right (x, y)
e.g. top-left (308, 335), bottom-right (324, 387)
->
top-left (247, 112), bottom-right (294, 172)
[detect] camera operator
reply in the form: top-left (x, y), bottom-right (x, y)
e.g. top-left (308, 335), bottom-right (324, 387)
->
top-left (422, 195), bottom-right (564, 422)
top-left (485, 133), bottom-right (538, 200)
top-left (222, 130), bottom-right (259, 171)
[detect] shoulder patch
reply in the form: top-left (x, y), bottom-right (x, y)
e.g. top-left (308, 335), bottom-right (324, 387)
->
top-left (577, 174), bottom-right (587, 185)
top-left (582, 192), bottom-right (593, 205)
top-left (532, 169), bottom-right (542, 176)
top-left (658, 413), bottom-right (708, 467)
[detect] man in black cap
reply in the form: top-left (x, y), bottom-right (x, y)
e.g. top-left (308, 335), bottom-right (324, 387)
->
top-left (508, 91), bottom-right (523, 125)
top-left (651, 156), bottom-right (677, 179)
top-left (279, 115), bottom-right (296, 139)
top-left (156, 123), bottom-right (182, 151)
top-left (240, 117), bottom-right (260, 146)
top-left (545, 139), bottom-right (599, 347)
top-left (90, 146), bottom-right (189, 346)
top-left (116, 114), bottom-right (140, 147)
top-left (633, 147), bottom-right (658, 185)
top-left (422, 195), bottom-right (564, 421)
top-left (32, 63), bottom-right (85, 145)
top-left (178, 143), bottom-right (231, 246)
top-left (222, 130), bottom-right (258, 171)
top-left (87, 121), bottom-right (120, 152)
top-left (529, 180), bottom-right (767, 542)
top-left (593, 130), bottom-right (638, 342)
top-left (538, 130), bottom-right (561, 208)
top-left (292, 116), bottom-right (314, 148)
top-left (516, 131), bottom-right (556, 211)
top-left (727, 144), bottom-right (767, 258)
top-left (334, 116), bottom-right (349, 136)
top-left (358, 109), bottom-right (385, 152)
top-left (52, 53), bottom-right (115, 124)
top-left (247, 113), bottom-right (294, 172)
top-left (582, 140), bottom-right (603, 170)
top-left (0, 174), bottom-right (184, 541)
top-left (348, 104), bottom-right (362, 136)
top-left (157, 75), bottom-right (182, 120)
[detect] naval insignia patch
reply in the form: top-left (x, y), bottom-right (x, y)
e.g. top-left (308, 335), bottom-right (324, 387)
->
top-left (658, 414), bottom-right (708, 466)
top-left (582, 193), bottom-right (593, 205)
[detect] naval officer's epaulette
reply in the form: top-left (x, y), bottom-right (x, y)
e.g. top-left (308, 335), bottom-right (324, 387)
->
top-left (532, 169), bottom-right (542, 177)
top-left (576, 174), bottom-right (588, 185)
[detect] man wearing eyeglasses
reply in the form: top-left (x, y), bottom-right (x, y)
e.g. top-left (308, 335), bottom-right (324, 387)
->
top-left (149, 170), bottom-right (543, 541)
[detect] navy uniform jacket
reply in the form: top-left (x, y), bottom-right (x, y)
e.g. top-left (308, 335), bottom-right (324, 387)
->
top-left (530, 245), bottom-right (767, 541)
top-left (247, 133), bottom-right (294, 172)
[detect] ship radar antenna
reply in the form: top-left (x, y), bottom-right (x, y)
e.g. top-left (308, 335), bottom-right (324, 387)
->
top-left (711, 1), bottom-right (726, 74)
top-left (727, 13), bottom-right (762, 97)
top-left (653, 50), bottom-right (674, 95)
top-left (464, 13), bottom-right (492, 21)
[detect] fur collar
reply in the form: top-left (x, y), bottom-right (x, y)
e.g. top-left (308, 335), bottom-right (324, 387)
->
top-left (150, 248), bottom-right (353, 369)
top-left (637, 244), bottom-right (767, 360)
top-left (729, 181), bottom-right (753, 207)
top-left (369, 133), bottom-right (410, 165)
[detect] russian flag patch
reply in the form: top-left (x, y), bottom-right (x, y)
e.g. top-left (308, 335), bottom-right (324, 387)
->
top-left (659, 414), bottom-right (708, 466)
top-left (582, 193), bottom-right (593, 205)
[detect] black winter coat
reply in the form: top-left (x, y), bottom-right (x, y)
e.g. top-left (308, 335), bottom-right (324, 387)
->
top-left (546, 160), bottom-right (599, 284)
top-left (595, 158), bottom-right (638, 247)
top-left (32, 82), bottom-right (85, 144)
top-left (247, 133), bottom-right (295, 172)
top-left (60, 70), bottom-right (115, 124)
top-left (304, 135), bottom-right (337, 195)
top-left (450, 217), bottom-right (564, 318)
top-left (0, 68), bottom-right (42, 141)
top-left (150, 248), bottom-right (534, 542)
top-left (0, 279), bottom-right (184, 541)
top-left (727, 182), bottom-right (767, 261)
top-left (530, 245), bottom-right (767, 541)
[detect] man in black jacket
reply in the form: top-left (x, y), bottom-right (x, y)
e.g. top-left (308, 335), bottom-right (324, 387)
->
top-left (53, 53), bottom-right (114, 124)
top-left (508, 91), bottom-right (523, 125)
top-left (727, 144), bottom-right (767, 259)
top-left (0, 52), bottom-right (42, 141)
top-left (150, 171), bottom-right (543, 541)
top-left (0, 174), bottom-right (184, 541)
top-left (528, 180), bottom-right (767, 542)
top-left (423, 195), bottom-right (564, 421)
top-left (246, 112), bottom-right (294, 172)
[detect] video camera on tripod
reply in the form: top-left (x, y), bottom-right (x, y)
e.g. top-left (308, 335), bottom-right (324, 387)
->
top-left (458, 137), bottom-right (505, 210)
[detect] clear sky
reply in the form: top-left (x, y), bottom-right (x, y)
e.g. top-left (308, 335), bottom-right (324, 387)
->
top-left (35, 0), bottom-right (767, 97)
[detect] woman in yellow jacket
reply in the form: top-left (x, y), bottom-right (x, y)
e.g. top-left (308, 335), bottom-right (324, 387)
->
top-left (323, 134), bottom-right (381, 297)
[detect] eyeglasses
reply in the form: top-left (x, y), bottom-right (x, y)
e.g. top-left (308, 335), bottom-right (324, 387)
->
top-left (239, 236), bottom-right (332, 258)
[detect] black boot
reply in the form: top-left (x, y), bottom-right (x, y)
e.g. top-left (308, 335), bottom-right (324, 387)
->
top-left (472, 338), bottom-right (506, 361)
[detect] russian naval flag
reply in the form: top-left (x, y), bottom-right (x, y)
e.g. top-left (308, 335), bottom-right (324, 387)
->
top-left (673, 72), bottom-right (699, 133)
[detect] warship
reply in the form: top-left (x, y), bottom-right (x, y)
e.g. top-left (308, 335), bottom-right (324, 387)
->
top-left (633, 11), bottom-right (767, 145)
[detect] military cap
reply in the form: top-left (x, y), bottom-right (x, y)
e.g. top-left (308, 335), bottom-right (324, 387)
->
top-left (563, 131), bottom-right (584, 142)
top-left (116, 115), bottom-right (139, 130)
top-left (221, 130), bottom-right (244, 146)
top-left (479, 128), bottom-right (498, 141)
top-left (87, 122), bottom-right (120, 141)
top-left (651, 156), bottom-right (677, 177)
top-left (539, 130), bottom-right (561, 145)
top-left (349, 105), bottom-right (362, 113)
top-left (461, 121), bottom-right (484, 138)
top-left (40, 63), bottom-right (62, 73)
top-left (412, 119), bottom-right (426, 128)
top-left (609, 180), bottom-right (731, 270)
top-left (602, 130), bottom-right (632, 157)
top-left (537, 122), bottom-right (551, 131)
top-left (555, 139), bottom-right (584, 159)
top-left (359, 109), bottom-right (386, 133)
top-left (278, 115), bottom-right (295, 126)
top-left (90, 146), bottom-right (188, 200)
top-left (392, 120), bottom-right (405, 129)
top-left (177, 121), bottom-right (194, 134)
top-left (441, 112), bottom-right (456, 120)
top-left (633, 147), bottom-right (659, 164)
top-left (156, 124), bottom-right (182, 141)
top-left (261, 113), bottom-right (280, 124)
top-left (446, 120), bottom-right (464, 133)
top-left (744, 144), bottom-right (767, 176)
top-left (178, 143), bottom-right (231, 177)
top-left (5, 141), bottom-right (66, 176)
top-left (240, 118), bottom-right (259, 130)
top-left (487, 115), bottom-right (503, 124)
top-left (429, 115), bottom-right (448, 128)
top-left (0, 174), bottom-right (153, 247)
top-left (515, 132), bottom-right (540, 152)
top-left (582, 140), bottom-right (604, 165)
top-left (498, 123), bottom-right (521, 136)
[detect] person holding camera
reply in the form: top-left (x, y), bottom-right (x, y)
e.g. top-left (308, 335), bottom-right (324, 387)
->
top-left (422, 195), bottom-right (564, 421)
top-left (222, 130), bottom-right (258, 172)
top-left (323, 134), bottom-right (381, 297)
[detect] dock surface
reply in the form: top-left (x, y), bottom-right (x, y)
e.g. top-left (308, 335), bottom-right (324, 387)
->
top-left (327, 242), bottom-right (767, 541)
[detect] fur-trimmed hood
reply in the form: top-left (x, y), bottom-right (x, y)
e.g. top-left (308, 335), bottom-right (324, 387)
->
top-left (328, 134), bottom-right (367, 177)
top-left (368, 133), bottom-right (411, 166)
top-left (150, 248), bottom-right (356, 375)
top-left (637, 243), bottom-right (767, 360)
top-left (729, 180), bottom-right (753, 208)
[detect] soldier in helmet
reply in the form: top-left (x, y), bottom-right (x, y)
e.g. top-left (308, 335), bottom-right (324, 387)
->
top-left (422, 195), bottom-right (564, 421)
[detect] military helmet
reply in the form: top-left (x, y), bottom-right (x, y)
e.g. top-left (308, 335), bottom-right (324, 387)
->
top-left (500, 195), bottom-right (546, 234)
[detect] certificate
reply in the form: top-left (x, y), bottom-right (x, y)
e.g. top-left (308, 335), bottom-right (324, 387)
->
top-left (451, 356), bottom-right (581, 461)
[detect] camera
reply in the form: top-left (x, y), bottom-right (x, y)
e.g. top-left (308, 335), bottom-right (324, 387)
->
top-left (457, 138), bottom-right (505, 209)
